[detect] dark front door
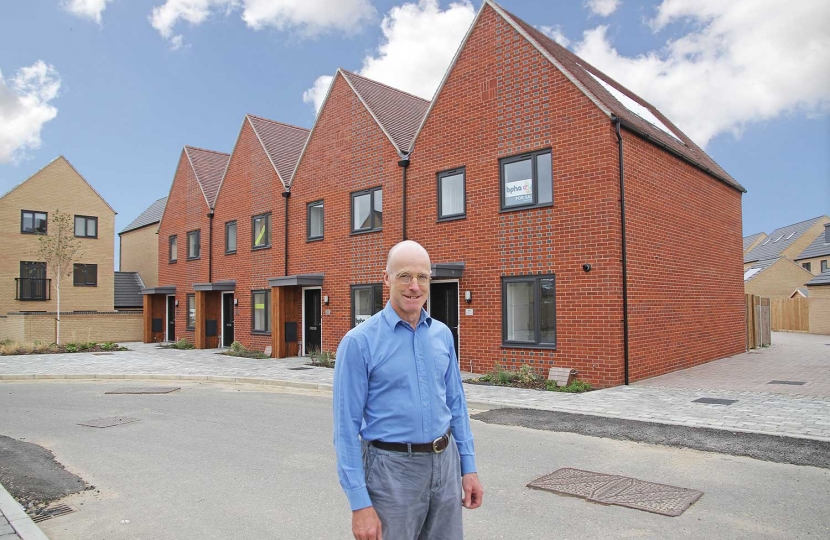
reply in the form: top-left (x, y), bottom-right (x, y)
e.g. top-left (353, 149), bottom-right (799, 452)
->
top-left (304, 289), bottom-right (322, 354)
top-left (223, 294), bottom-right (235, 347)
top-left (430, 282), bottom-right (459, 358)
top-left (167, 296), bottom-right (176, 342)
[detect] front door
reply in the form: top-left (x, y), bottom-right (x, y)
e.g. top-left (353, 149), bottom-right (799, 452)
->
top-left (430, 282), bottom-right (459, 358)
top-left (304, 289), bottom-right (322, 354)
top-left (222, 294), bottom-right (235, 347)
top-left (166, 295), bottom-right (176, 342)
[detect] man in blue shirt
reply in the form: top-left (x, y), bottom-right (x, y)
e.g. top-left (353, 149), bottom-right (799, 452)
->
top-left (334, 240), bottom-right (483, 540)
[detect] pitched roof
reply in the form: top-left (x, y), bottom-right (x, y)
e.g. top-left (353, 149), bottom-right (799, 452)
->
top-left (114, 271), bottom-right (145, 308)
top-left (246, 115), bottom-right (310, 187)
top-left (744, 216), bottom-right (827, 263)
top-left (806, 270), bottom-right (830, 287)
top-left (795, 222), bottom-right (830, 260)
top-left (743, 232), bottom-right (766, 252)
top-left (423, 1), bottom-right (742, 192)
top-left (744, 258), bottom-right (778, 281)
top-left (119, 196), bottom-right (167, 234)
top-left (340, 69), bottom-right (430, 155)
top-left (184, 146), bottom-right (230, 208)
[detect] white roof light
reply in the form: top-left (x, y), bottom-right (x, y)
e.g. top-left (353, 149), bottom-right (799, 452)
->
top-left (744, 268), bottom-right (762, 280)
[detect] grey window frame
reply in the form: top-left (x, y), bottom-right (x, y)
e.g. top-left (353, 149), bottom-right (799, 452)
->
top-left (251, 290), bottom-right (271, 334)
top-left (74, 215), bottom-right (98, 238)
top-left (252, 213), bottom-right (272, 250)
top-left (501, 274), bottom-right (557, 349)
top-left (186, 294), bottom-right (196, 330)
top-left (225, 220), bottom-right (237, 254)
top-left (822, 260), bottom-right (829, 273)
top-left (802, 262), bottom-right (811, 272)
top-left (169, 235), bottom-right (178, 263)
top-left (350, 187), bottom-right (382, 234)
top-left (187, 230), bottom-right (201, 260)
top-left (499, 148), bottom-right (553, 211)
top-left (437, 167), bottom-right (466, 221)
top-left (73, 263), bottom-right (98, 287)
top-left (21, 210), bottom-right (48, 234)
top-left (350, 284), bottom-right (383, 327)
top-left (307, 200), bottom-right (324, 241)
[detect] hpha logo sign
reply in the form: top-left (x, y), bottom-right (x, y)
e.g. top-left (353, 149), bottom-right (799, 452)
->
top-left (505, 178), bottom-right (532, 204)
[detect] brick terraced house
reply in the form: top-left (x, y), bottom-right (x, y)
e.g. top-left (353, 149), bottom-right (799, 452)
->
top-left (144, 0), bottom-right (748, 386)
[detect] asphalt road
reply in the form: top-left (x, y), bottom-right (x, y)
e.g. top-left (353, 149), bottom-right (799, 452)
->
top-left (1, 380), bottom-right (828, 540)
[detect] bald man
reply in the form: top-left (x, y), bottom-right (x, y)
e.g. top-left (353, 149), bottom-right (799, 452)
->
top-left (333, 240), bottom-right (483, 540)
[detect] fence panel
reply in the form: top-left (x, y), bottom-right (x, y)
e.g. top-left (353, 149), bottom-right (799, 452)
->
top-left (770, 297), bottom-right (810, 332)
top-left (746, 294), bottom-right (772, 349)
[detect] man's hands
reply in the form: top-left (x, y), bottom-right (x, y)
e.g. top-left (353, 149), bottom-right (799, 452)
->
top-left (462, 472), bottom-right (484, 509)
top-left (352, 506), bottom-right (382, 540)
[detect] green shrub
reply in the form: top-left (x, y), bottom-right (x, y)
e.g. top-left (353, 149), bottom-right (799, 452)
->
top-left (222, 341), bottom-right (268, 359)
top-left (100, 341), bottom-right (117, 351)
top-left (64, 343), bottom-right (78, 353)
top-left (309, 349), bottom-right (336, 368)
top-left (169, 338), bottom-right (195, 350)
top-left (546, 379), bottom-right (592, 393)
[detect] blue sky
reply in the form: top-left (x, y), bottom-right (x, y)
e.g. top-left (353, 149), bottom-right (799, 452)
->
top-left (1, 0), bottom-right (828, 269)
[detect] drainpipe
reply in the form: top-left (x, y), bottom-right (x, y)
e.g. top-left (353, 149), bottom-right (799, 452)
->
top-left (398, 153), bottom-right (410, 241)
top-left (612, 116), bottom-right (631, 386)
top-left (282, 190), bottom-right (290, 275)
top-left (207, 210), bottom-right (214, 283)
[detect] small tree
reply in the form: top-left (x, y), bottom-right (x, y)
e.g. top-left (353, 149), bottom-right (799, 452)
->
top-left (36, 210), bottom-right (82, 344)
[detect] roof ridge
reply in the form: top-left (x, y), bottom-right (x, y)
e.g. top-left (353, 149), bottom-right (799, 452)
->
top-left (184, 145), bottom-right (230, 157)
top-left (770, 215), bottom-right (828, 230)
top-left (246, 114), bottom-right (310, 133)
top-left (340, 69), bottom-right (430, 104)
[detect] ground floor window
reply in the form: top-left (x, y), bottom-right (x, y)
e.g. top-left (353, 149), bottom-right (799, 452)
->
top-left (186, 294), bottom-right (196, 329)
top-left (252, 290), bottom-right (271, 333)
top-left (351, 284), bottom-right (383, 327)
top-left (502, 274), bottom-right (556, 348)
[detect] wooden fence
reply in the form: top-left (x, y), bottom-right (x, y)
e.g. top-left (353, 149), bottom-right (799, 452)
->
top-left (770, 297), bottom-right (810, 332)
top-left (746, 294), bottom-right (771, 349)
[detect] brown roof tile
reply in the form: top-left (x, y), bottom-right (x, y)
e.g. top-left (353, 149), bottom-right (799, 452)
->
top-left (184, 146), bottom-right (230, 208)
top-left (247, 115), bottom-right (310, 187)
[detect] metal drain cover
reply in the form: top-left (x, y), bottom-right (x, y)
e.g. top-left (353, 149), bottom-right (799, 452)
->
top-left (692, 397), bottom-right (737, 405)
top-left (768, 380), bottom-right (806, 385)
top-left (289, 367), bottom-right (313, 371)
top-left (31, 503), bottom-right (77, 523)
top-left (79, 416), bottom-right (140, 428)
top-left (105, 387), bottom-right (180, 394)
top-left (528, 468), bottom-right (703, 517)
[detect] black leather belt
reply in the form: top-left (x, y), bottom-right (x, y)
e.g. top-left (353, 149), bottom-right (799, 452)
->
top-left (370, 430), bottom-right (451, 453)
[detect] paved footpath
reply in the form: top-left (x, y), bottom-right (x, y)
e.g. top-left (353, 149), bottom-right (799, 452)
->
top-left (0, 332), bottom-right (828, 443)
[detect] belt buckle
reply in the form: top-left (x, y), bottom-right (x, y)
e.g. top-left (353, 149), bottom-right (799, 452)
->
top-left (432, 435), bottom-right (446, 453)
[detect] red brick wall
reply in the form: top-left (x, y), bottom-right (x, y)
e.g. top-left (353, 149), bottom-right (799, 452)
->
top-left (211, 119), bottom-right (285, 352)
top-left (157, 150), bottom-right (212, 344)
top-left (288, 74), bottom-right (403, 354)
top-left (622, 131), bottom-right (746, 380)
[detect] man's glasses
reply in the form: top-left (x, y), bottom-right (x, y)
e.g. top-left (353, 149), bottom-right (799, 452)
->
top-left (395, 272), bottom-right (431, 286)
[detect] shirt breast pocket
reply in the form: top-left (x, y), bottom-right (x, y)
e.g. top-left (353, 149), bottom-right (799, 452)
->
top-left (434, 352), bottom-right (451, 379)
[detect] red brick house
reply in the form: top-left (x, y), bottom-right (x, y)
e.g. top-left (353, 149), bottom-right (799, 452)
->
top-left (143, 146), bottom-right (230, 344)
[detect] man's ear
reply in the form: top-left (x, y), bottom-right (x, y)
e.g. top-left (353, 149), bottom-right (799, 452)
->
top-left (382, 270), bottom-right (390, 287)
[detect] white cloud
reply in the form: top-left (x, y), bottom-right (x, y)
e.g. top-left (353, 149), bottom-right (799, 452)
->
top-left (585, 0), bottom-right (620, 17)
top-left (573, 0), bottom-right (830, 147)
top-left (149, 0), bottom-right (374, 47)
top-left (61, 0), bottom-right (115, 24)
top-left (302, 75), bottom-right (333, 113)
top-left (0, 61), bottom-right (61, 164)
top-left (302, 0), bottom-right (476, 113)
top-left (538, 25), bottom-right (570, 47)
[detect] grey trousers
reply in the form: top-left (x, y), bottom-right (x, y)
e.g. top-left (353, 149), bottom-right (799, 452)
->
top-left (363, 438), bottom-right (463, 540)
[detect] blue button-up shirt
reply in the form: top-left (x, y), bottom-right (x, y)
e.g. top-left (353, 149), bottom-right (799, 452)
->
top-left (333, 302), bottom-right (477, 510)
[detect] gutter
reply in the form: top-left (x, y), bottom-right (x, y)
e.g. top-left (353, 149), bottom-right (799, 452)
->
top-left (613, 116), bottom-right (631, 386)
top-left (398, 153), bottom-right (410, 240)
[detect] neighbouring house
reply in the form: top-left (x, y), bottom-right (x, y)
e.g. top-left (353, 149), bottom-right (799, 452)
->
top-left (805, 271), bottom-right (830, 335)
top-left (143, 0), bottom-right (748, 387)
top-left (743, 232), bottom-right (767, 255)
top-left (744, 257), bottom-right (815, 299)
top-left (744, 216), bottom-right (830, 271)
top-left (794, 222), bottom-right (830, 276)
top-left (119, 196), bottom-right (167, 288)
top-left (143, 146), bottom-right (230, 344)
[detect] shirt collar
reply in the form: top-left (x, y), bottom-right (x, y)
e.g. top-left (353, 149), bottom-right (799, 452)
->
top-left (382, 301), bottom-right (432, 331)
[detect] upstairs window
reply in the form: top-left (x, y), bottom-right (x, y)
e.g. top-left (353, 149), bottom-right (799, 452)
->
top-left (307, 200), bottom-right (324, 241)
top-left (500, 149), bottom-right (553, 211)
top-left (225, 221), bottom-right (237, 254)
top-left (822, 260), bottom-right (829, 273)
top-left (438, 168), bottom-right (466, 220)
top-left (252, 213), bottom-right (271, 249)
top-left (351, 284), bottom-right (383, 327)
top-left (502, 274), bottom-right (556, 348)
top-left (187, 230), bottom-right (200, 260)
top-left (21, 210), bottom-right (48, 234)
top-left (169, 235), bottom-right (178, 263)
top-left (802, 262), bottom-right (812, 272)
top-left (74, 215), bottom-right (98, 238)
top-left (352, 187), bottom-right (382, 233)
top-left (73, 264), bottom-right (98, 286)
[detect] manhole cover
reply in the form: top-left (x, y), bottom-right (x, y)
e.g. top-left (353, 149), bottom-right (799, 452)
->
top-left (527, 468), bottom-right (703, 517)
top-left (692, 397), bottom-right (737, 405)
top-left (31, 503), bottom-right (77, 523)
top-left (768, 380), bottom-right (806, 386)
top-left (79, 416), bottom-right (140, 428)
top-left (289, 367), bottom-right (313, 371)
top-left (105, 387), bottom-right (180, 394)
